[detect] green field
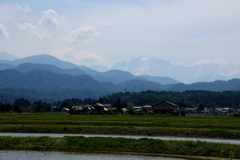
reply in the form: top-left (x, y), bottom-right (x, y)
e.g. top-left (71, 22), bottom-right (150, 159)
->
top-left (0, 113), bottom-right (240, 139)
top-left (0, 136), bottom-right (239, 159)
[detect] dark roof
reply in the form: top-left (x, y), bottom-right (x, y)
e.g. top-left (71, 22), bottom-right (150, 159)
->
top-left (93, 103), bottom-right (104, 107)
top-left (153, 101), bottom-right (178, 107)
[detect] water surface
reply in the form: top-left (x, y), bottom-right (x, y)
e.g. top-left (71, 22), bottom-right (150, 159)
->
top-left (0, 150), bottom-right (186, 160)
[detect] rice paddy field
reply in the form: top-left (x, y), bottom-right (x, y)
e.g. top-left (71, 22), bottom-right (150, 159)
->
top-left (0, 113), bottom-right (240, 139)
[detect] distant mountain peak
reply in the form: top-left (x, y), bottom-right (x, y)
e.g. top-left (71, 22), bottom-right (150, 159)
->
top-left (140, 55), bottom-right (153, 62)
top-left (0, 52), bottom-right (19, 61)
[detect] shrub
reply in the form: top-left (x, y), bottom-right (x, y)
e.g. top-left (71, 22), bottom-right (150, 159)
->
top-left (233, 112), bottom-right (240, 117)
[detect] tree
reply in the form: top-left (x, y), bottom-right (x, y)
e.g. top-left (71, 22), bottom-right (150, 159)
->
top-left (198, 104), bottom-right (204, 110)
top-left (116, 99), bottom-right (122, 111)
top-left (13, 105), bottom-right (21, 113)
top-left (14, 98), bottom-right (31, 108)
top-left (1, 103), bottom-right (12, 112)
top-left (60, 100), bottom-right (72, 111)
top-left (128, 107), bottom-right (135, 115)
top-left (127, 102), bottom-right (134, 109)
top-left (98, 97), bottom-right (103, 103)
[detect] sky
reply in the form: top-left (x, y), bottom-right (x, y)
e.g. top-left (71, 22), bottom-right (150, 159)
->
top-left (0, 0), bottom-right (240, 68)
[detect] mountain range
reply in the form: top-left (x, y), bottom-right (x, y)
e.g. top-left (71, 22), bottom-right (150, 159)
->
top-left (0, 52), bottom-right (240, 103)
top-left (111, 56), bottom-right (240, 84)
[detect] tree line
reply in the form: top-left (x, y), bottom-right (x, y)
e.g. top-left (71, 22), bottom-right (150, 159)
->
top-left (1, 90), bottom-right (240, 112)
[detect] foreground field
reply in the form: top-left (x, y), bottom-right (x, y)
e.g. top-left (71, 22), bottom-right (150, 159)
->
top-left (0, 136), bottom-right (239, 159)
top-left (0, 113), bottom-right (240, 139)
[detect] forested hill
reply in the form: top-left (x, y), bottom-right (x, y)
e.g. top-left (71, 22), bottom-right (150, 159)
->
top-left (1, 68), bottom-right (240, 103)
top-left (166, 79), bottom-right (240, 91)
top-left (0, 69), bottom-right (116, 93)
top-left (107, 90), bottom-right (240, 108)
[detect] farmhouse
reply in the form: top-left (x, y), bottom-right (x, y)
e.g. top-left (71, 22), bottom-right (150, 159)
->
top-left (92, 103), bottom-right (108, 112)
top-left (61, 108), bottom-right (69, 113)
top-left (152, 101), bottom-right (178, 114)
top-left (133, 106), bottom-right (142, 112)
top-left (72, 105), bottom-right (91, 114)
top-left (141, 105), bottom-right (152, 112)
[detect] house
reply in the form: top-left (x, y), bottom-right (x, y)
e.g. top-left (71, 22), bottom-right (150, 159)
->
top-left (72, 105), bottom-right (91, 114)
top-left (178, 107), bottom-right (188, 114)
top-left (141, 105), bottom-right (152, 112)
top-left (213, 110), bottom-right (226, 115)
top-left (152, 101), bottom-right (178, 114)
top-left (104, 104), bottom-right (113, 108)
top-left (61, 108), bottom-right (69, 113)
top-left (185, 108), bottom-right (197, 113)
top-left (92, 103), bottom-right (108, 112)
top-left (198, 109), bottom-right (211, 114)
top-left (72, 106), bottom-right (83, 110)
top-left (213, 108), bottom-right (229, 115)
top-left (84, 105), bottom-right (95, 110)
top-left (133, 106), bottom-right (142, 112)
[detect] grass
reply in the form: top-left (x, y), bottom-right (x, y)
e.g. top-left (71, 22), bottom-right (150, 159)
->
top-left (0, 136), bottom-right (239, 158)
top-left (0, 113), bottom-right (240, 139)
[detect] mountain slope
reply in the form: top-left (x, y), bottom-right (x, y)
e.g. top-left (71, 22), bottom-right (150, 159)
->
top-left (116, 79), bottom-right (163, 92)
top-left (0, 52), bottom-right (19, 61)
top-left (167, 79), bottom-right (240, 91)
top-left (0, 63), bottom-right (15, 70)
top-left (1, 68), bottom-right (240, 102)
top-left (138, 75), bottom-right (179, 85)
top-left (90, 70), bottom-right (146, 84)
top-left (112, 56), bottom-right (240, 84)
top-left (0, 54), bottom-right (78, 69)
top-left (0, 69), bottom-right (117, 93)
top-left (14, 63), bottom-right (86, 75)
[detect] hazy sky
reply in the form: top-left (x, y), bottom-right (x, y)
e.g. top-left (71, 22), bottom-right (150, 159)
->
top-left (0, 0), bottom-right (240, 68)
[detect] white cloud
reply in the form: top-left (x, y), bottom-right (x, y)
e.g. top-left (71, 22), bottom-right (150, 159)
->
top-left (15, 9), bottom-right (64, 39)
top-left (65, 26), bottom-right (101, 43)
top-left (0, 24), bottom-right (9, 38)
top-left (15, 2), bottom-right (31, 12)
top-left (15, 22), bottom-right (49, 39)
top-left (51, 48), bottom-right (105, 66)
top-left (194, 59), bottom-right (228, 66)
top-left (39, 9), bottom-right (64, 31)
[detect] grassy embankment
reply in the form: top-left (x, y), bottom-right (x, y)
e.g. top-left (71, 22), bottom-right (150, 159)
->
top-left (0, 136), bottom-right (239, 159)
top-left (0, 113), bottom-right (240, 139)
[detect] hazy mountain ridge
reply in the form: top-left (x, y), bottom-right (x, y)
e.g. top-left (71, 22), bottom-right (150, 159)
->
top-left (0, 63), bottom-right (15, 70)
top-left (0, 52), bottom-right (240, 85)
top-left (0, 69), bottom-right (117, 93)
top-left (0, 67), bottom-right (240, 103)
top-left (116, 79), bottom-right (163, 92)
top-left (0, 52), bottom-right (19, 61)
top-left (14, 63), bottom-right (86, 76)
top-left (0, 53), bottom-right (99, 76)
top-left (1, 68), bottom-right (240, 94)
top-left (112, 56), bottom-right (240, 84)
top-left (5, 62), bottom-right (178, 85)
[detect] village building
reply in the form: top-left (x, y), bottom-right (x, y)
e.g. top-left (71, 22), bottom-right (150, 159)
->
top-left (152, 101), bottom-right (178, 114)
top-left (72, 105), bottom-right (91, 114)
top-left (92, 103), bottom-right (108, 112)
top-left (104, 104), bottom-right (113, 108)
top-left (141, 105), bottom-right (152, 112)
top-left (185, 108), bottom-right (197, 114)
top-left (133, 106), bottom-right (142, 112)
top-left (61, 108), bottom-right (69, 113)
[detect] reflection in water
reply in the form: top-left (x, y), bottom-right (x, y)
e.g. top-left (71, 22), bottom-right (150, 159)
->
top-left (0, 150), bottom-right (186, 160)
